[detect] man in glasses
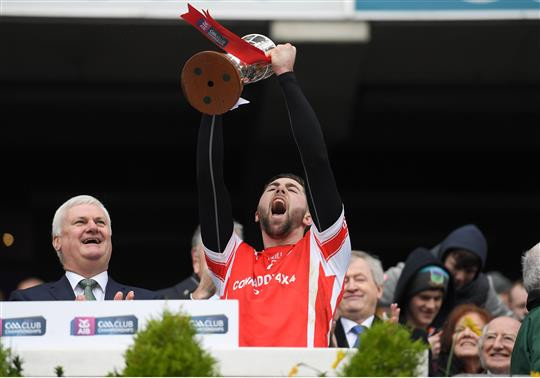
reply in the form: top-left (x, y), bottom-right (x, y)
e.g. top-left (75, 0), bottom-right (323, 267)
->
top-left (479, 316), bottom-right (521, 375)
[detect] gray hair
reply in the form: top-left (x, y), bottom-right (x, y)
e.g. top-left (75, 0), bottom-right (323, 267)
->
top-left (350, 250), bottom-right (384, 287)
top-left (51, 195), bottom-right (111, 265)
top-left (52, 195), bottom-right (111, 237)
top-left (522, 242), bottom-right (540, 293)
top-left (191, 221), bottom-right (244, 248)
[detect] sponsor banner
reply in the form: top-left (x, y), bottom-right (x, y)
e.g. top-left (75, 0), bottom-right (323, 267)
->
top-left (0, 300), bottom-right (238, 349)
top-left (71, 315), bottom-right (138, 336)
top-left (191, 314), bottom-right (228, 334)
top-left (1, 316), bottom-right (46, 337)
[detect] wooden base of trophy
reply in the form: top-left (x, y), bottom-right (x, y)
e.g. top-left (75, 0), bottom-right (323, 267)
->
top-left (181, 51), bottom-right (243, 115)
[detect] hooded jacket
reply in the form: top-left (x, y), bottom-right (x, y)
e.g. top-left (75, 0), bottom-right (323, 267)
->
top-left (382, 225), bottom-right (512, 317)
top-left (434, 224), bottom-right (487, 270)
top-left (394, 247), bottom-right (455, 330)
top-left (432, 224), bottom-right (512, 317)
top-left (432, 224), bottom-right (490, 307)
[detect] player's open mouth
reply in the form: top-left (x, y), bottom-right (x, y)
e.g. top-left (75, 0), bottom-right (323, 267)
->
top-left (271, 198), bottom-right (287, 215)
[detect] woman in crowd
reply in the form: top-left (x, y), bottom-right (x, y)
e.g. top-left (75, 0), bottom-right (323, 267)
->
top-left (434, 304), bottom-right (491, 376)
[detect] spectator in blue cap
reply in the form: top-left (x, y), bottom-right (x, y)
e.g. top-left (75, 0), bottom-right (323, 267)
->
top-left (394, 247), bottom-right (455, 373)
top-left (382, 224), bottom-right (512, 318)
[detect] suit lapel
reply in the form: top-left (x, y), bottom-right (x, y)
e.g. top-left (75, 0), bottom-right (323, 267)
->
top-left (104, 277), bottom-right (124, 300)
top-left (49, 276), bottom-right (76, 300)
top-left (335, 318), bottom-right (350, 347)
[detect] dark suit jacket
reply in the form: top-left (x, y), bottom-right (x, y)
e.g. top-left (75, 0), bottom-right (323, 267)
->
top-left (334, 316), bottom-right (382, 347)
top-left (9, 275), bottom-right (162, 301)
top-left (156, 274), bottom-right (199, 299)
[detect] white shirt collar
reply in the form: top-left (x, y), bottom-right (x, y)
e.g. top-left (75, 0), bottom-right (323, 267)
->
top-left (342, 315), bottom-right (375, 332)
top-left (341, 315), bottom-right (375, 347)
top-left (65, 270), bottom-right (108, 300)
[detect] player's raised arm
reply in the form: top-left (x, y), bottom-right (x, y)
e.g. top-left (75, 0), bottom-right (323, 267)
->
top-left (196, 114), bottom-right (233, 253)
top-left (269, 44), bottom-right (342, 232)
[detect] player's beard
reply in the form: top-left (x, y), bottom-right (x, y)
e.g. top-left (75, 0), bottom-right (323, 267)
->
top-left (258, 205), bottom-right (307, 239)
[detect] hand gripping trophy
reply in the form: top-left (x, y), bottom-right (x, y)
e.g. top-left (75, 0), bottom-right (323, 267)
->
top-left (181, 4), bottom-right (276, 115)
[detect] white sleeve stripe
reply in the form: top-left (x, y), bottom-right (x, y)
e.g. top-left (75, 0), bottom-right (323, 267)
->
top-left (206, 245), bottom-right (235, 266)
top-left (208, 269), bottom-right (225, 284)
top-left (321, 223), bottom-right (346, 248)
top-left (306, 243), bottom-right (319, 348)
top-left (208, 244), bottom-right (239, 296)
top-left (324, 235), bottom-right (348, 262)
top-left (204, 233), bottom-right (242, 264)
top-left (320, 223), bottom-right (345, 247)
top-left (313, 208), bottom-right (345, 242)
top-left (319, 246), bottom-right (350, 281)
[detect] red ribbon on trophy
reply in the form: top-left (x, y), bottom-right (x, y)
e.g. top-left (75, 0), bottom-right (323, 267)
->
top-left (181, 4), bottom-right (270, 65)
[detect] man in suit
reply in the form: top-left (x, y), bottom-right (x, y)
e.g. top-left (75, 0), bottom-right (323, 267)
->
top-left (333, 250), bottom-right (385, 347)
top-left (9, 195), bottom-right (160, 301)
top-left (157, 222), bottom-right (243, 300)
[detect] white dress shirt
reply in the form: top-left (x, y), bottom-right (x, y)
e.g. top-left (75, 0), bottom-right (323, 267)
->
top-left (65, 271), bottom-right (108, 301)
top-left (341, 315), bottom-right (375, 347)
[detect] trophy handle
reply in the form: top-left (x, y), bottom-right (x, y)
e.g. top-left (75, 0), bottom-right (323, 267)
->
top-left (181, 51), bottom-right (243, 115)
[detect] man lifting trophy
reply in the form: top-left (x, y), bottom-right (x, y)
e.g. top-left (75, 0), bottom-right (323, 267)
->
top-left (182, 4), bottom-right (351, 348)
top-left (181, 4), bottom-right (276, 114)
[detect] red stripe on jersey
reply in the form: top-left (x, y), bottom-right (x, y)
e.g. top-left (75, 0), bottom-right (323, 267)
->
top-left (333, 272), bottom-right (346, 318)
top-left (316, 220), bottom-right (349, 262)
top-left (205, 241), bottom-right (237, 282)
top-left (314, 263), bottom-right (336, 347)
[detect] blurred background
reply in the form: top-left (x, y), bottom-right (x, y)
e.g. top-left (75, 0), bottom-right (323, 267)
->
top-left (1, 0), bottom-right (539, 298)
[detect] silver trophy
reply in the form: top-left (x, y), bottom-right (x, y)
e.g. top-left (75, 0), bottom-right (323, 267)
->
top-left (226, 34), bottom-right (275, 84)
top-left (181, 34), bottom-right (276, 115)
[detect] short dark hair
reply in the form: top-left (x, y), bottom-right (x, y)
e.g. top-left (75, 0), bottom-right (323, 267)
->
top-left (446, 249), bottom-right (481, 270)
top-left (262, 173), bottom-right (305, 192)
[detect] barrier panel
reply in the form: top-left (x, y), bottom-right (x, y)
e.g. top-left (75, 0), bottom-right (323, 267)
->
top-left (0, 300), bottom-right (238, 350)
top-left (0, 300), bottom-right (428, 376)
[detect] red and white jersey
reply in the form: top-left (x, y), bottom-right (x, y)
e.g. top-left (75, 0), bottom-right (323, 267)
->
top-left (204, 210), bottom-right (351, 347)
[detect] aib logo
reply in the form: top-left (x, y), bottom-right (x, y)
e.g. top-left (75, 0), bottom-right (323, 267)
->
top-left (71, 315), bottom-right (137, 336)
top-left (71, 317), bottom-right (96, 336)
